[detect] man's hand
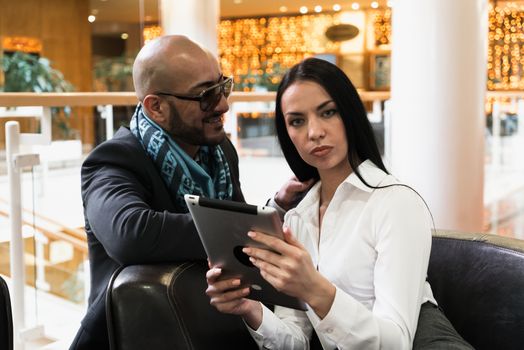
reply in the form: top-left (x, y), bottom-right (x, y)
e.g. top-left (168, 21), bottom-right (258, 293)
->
top-left (274, 176), bottom-right (315, 210)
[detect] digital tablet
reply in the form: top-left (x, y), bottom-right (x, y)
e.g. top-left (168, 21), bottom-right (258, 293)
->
top-left (184, 194), bottom-right (307, 311)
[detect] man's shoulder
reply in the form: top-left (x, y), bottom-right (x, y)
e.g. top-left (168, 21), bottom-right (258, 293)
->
top-left (82, 127), bottom-right (151, 174)
top-left (101, 127), bottom-right (140, 149)
top-left (86, 127), bottom-right (141, 159)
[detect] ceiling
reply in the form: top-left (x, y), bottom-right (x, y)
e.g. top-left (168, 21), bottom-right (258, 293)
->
top-left (89, 0), bottom-right (391, 24)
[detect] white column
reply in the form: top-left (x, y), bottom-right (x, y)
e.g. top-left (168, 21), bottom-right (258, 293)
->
top-left (383, 99), bottom-right (392, 168)
top-left (6, 121), bottom-right (26, 350)
top-left (518, 99), bottom-right (524, 138)
top-left (97, 105), bottom-right (114, 140)
top-left (390, 0), bottom-right (488, 232)
top-left (491, 101), bottom-right (501, 169)
top-left (225, 104), bottom-right (239, 149)
top-left (160, 0), bottom-right (219, 56)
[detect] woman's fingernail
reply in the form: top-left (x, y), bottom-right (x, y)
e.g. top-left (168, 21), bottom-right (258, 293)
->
top-left (248, 231), bottom-right (255, 238)
top-left (249, 257), bottom-right (256, 264)
top-left (232, 279), bottom-right (240, 286)
top-left (242, 247), bottom-right (251, 254)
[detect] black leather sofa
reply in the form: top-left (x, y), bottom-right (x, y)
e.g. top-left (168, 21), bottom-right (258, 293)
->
top-left (0, 274), bottom-right (13, 350)
top-left (107, 230), bottom-right (524, 350)
top-left (427, 231), bottom-right (524, 350)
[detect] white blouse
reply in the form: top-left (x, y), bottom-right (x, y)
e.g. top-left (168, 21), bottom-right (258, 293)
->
top-left (248, 160), bottom-right (436, 350)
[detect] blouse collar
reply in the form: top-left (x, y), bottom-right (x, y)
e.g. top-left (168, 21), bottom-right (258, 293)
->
top-left (287, 160), bottom-right (390, 219)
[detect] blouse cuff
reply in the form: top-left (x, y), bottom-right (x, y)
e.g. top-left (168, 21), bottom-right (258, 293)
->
top-left (244, 304), bottom-right (282, 348)
top-left (314, 286), bottom-right (377, 345)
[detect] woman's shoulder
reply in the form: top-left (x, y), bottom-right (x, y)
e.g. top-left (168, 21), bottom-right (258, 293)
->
top-left (373, 181), bottom-right (427, 209)
top-left (370, 181), bottom-right (433, 234)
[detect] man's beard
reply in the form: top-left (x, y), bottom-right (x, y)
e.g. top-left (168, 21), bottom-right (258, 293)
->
top-left (167, 101), bottom-right (225, 146)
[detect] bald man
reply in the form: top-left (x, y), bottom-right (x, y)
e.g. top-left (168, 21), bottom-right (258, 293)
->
top-left (70, 35), bottom-right (309, 349)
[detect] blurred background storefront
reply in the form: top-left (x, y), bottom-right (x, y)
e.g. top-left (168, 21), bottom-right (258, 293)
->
top-left (1, 1), bottom-right (521, 151)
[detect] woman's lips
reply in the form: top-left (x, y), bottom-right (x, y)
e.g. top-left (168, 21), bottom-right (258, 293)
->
top-left (310, 145), bottom-right (332, 157)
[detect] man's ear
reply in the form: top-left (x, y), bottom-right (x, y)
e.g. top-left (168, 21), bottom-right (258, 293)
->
top-left (143, 95), bottom-right (168, 127)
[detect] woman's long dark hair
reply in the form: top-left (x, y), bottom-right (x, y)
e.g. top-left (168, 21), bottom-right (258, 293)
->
top-left (275, 57), bottom-right (388, 187)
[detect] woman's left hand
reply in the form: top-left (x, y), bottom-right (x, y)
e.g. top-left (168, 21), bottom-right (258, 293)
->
top-left (243, 227), bottom-right (335, 315)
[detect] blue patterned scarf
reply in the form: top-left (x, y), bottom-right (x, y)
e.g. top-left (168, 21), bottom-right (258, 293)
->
top-left (130, 105), bottom-right (233, 212)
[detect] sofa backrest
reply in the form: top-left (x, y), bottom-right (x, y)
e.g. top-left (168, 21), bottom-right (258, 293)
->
top-left (428, 230), bottom-right (524, 350)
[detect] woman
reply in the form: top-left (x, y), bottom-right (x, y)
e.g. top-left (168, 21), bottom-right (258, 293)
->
top-left (206, 58), bottom-right (471, 349)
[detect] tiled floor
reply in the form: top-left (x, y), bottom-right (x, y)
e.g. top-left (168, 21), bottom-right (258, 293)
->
top-left (483, 186), bottom-right (524, 239)
top-left (483, 133), bottom-right (524, 239)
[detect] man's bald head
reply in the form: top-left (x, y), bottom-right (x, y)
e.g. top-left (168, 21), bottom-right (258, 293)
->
top-left (132, 35), bottom-right (216, 101)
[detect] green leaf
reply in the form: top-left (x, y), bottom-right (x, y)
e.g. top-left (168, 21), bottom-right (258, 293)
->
top-left (39, 57), bottom-right (50, 67)
top-left (0, 50), bottom-right (77, 139)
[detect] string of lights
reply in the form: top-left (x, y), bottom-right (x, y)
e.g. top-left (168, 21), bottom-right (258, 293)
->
top-left (373, 9), bottom-right (391, 46)
top-left (143, 25), bottom-right (163, 44)
top-left (219, 14), bottom-right (341, 91)
top-left (145, 5), bottom-right (522, 92)
top-left (488, 3), bottom-right (524, 90)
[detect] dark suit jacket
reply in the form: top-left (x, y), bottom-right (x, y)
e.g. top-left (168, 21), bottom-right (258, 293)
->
top-left (72, 127), bottom-right (244, 349)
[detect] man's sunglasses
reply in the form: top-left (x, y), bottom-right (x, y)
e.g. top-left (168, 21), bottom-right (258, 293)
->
top-left (155, 76), bottom-right (234, 112)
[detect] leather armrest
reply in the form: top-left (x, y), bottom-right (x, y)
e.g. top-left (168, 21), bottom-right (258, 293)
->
top-left (106, 261), bottom-right (258, 350)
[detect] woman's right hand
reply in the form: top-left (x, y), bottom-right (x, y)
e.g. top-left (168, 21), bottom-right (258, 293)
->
top-left (205, 267), bottom-right (263, 329)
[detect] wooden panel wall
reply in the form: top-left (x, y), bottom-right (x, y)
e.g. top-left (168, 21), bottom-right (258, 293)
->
top-left (0, 0), bottom-right (95, 146)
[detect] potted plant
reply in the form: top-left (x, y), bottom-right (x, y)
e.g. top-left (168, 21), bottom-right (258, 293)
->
top-left (1, 51), bottom-right (76, 139)
top-left (93, 55), bottom-right (134, 92)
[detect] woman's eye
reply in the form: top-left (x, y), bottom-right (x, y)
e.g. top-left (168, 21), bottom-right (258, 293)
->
top-left (288, 118), bottom-right (304, 127)
top-left (322, 109), bottom-right (338, 118)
